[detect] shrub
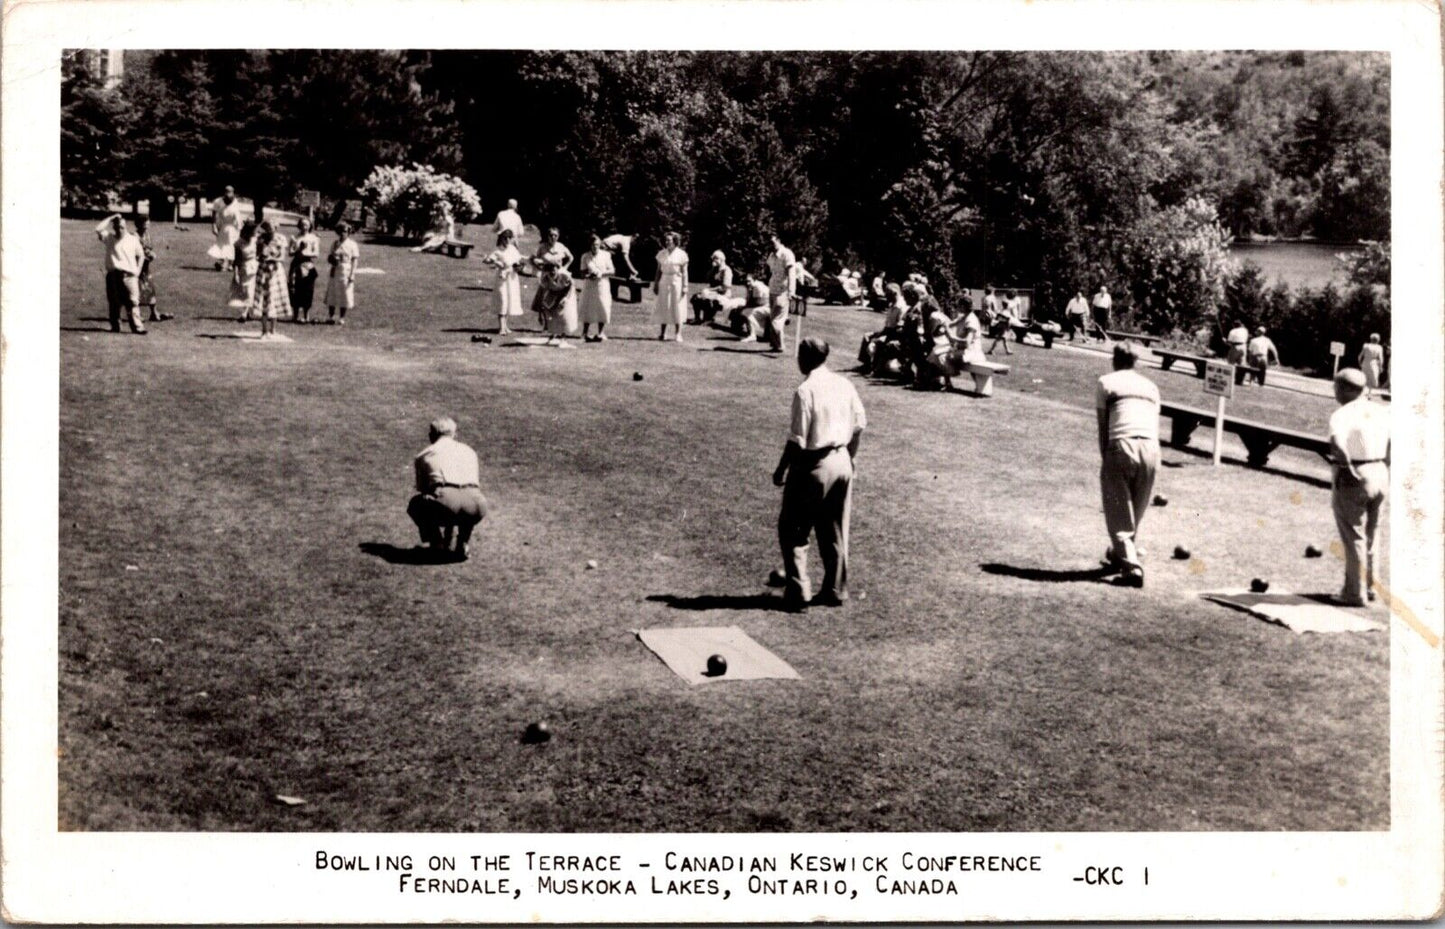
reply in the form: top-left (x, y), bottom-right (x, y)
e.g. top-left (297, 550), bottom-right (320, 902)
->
top-left (359, 163), bottom-right (481, 237)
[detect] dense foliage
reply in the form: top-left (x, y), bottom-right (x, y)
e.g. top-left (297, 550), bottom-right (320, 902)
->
top-left (63, 49), bottom-right (1390, 357)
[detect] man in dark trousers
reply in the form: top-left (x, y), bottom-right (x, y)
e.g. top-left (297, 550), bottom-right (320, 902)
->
top-left (408, 417), bottom-right (488, 561)
top-left (772, 337), bottom-right (867, 611)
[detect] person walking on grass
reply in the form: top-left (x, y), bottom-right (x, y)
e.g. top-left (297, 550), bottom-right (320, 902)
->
top-left (229, 220), bottom-right (260, 323)
top-left (324, 222), bottom-right (360, 325)
top-left (772, 337), bottom-right (867, 612)
top-left (578, 233), bottom-right (615, 343)
top-left (408, 417), bottom-right (488, 562)
top-left (134, 217), bottom-right (172, 323)
top-left (253, 222), bottom-right (292, 339)
top-left (95, 214), bottom-right (148, 335)
top-left (1091, 284), bottom-right (1113, 335)
top-left (484, 228), bottom-right (524, 335)
top-left (288, 217), bottom-right (320, 324)
top-left (1245, 326), bottom-right (1280, 385)
top-left (652, 230), bottom-right (689, 342)
top-left (1096, 342), bottom-right (1160, 588)
top-left (1064, 289), bottom-right (1090, 341)
top-left (1328, 368), bottom-right (1389, 607)
top-left (986, 289), bottom-right (1019, 356)
top-left (209, 185), bottom-right (244, 271)
top-left (1358, 333), bottom-right (1386, 394)
top-left (1225, 318), bottom-right (1250, 383)
top-left (761, 233), bottom-right (797, 353)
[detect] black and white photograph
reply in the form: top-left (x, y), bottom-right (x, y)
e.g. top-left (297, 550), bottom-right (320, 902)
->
top-left (3, 0), bottom-right (1442, 923)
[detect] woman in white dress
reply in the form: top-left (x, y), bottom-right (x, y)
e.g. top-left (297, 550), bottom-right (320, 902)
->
top-left (324, 222), bottom-right (361, 325)
top-left (651, 230), bottom-right (689, 342)
top-left (484, 229), bottom-right (524, 334)
top-left (531, 227), bottom-right (577, 344)
top-left (578, 234), bottom-right (615, 343)
top-left (1358, 332), bottom-right (1386, 392)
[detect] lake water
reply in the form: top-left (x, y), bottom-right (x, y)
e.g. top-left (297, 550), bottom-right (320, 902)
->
top-left (1227, 241), bottom-right (1362, 290)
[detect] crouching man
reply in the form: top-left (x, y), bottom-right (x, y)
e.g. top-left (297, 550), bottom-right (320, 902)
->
top-left (408, 417), bottom-right (488, 561)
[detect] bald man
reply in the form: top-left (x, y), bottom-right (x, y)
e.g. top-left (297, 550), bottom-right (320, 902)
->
top-left (1096, 342), bottom-right (1160, 587)
top-left (493, 199), bottom-right (524, 241)
top-left (1328, 368), bottom-right (1390, 606)
top-left (408, 417), bottom-right (488, 561)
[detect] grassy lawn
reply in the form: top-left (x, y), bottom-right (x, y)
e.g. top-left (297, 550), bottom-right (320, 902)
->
top-left (58, 219), bottom-right (1386, 832)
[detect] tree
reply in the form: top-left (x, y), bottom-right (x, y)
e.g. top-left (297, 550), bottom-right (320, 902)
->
top-left (115, 53), bottom-right (216, 217)
top-left (61, 52), bottom-right (134, 208)
top-left (359, 164), bottom-right (481, 237)
top-left (1113, 197), bottom-right (1232, 334)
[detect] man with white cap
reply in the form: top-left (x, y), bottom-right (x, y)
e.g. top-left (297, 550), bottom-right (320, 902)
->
top-left (1096, 342), bottom-right (1160, 587)
top-left (1327, 368), bottom-right (1389, 606)
top-left (408, 417), bottom-right (488, 561)
top-left (772, 337), bottom-right (867, 611)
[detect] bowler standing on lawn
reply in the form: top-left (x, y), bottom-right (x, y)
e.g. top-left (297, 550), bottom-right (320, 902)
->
top-left (1096, 342), bottom-right (1160, 587)
top-left (95, 214), bottom-right (148, 335)
top-left (1327, 368), bottom-right (1390, 607)
top-left (773, 337), bottom-right (867, 611)
top-left (408, 417), bottom-right (488, 562)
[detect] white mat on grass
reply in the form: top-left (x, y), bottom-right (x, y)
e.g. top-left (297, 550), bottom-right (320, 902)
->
top-left (507, 336), bottom-right (576, 348)
top-left (205, 331), bottom-right (294, 343)
top-left (635, 626), bottom-right (800, 685)
top-left (1201, 590), bottom-right (1385, 634)
top-left (354, 267), bottom-right (386, 275)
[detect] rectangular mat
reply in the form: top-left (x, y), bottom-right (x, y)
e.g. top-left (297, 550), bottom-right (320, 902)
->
top-left (635, 626), bottom-right (800, 685)
top-left (1201, 590), bottom-right (1386, 634)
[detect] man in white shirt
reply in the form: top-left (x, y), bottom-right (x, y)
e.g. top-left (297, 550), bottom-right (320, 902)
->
top-left (407, 417), bottom-right (488, 561)
top-left (763, 234), bottom-right (797, 353)
top-left (95, 214), bottom-right (148, 335)
top-left (602, 233), bottom-right (640, 279)
top-left (1065, 289), bottom-right (1091, 341)
top-left (493, 199), bottom-right (525, 241)
top-left (1091, 285), bottom-right (1113, 333)
top-left (211, 186), bottom-right (244, 271)
top-left (772, 337), bottom-right (867, 611)
top-left (1327, 369), bottom-right (1390, 606)
top-left (1095, 342), bottom-right (1161, 586)
top-left (1245, 326), bottom-right (1281, 385)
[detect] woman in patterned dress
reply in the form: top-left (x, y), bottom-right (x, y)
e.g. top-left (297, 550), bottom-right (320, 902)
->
top-left (229, 219), bottom-right (260, 322)
top-left (253, 222), bottom-right (292, 338)
top-left (324, 222), bottom-right (360, 325)
top-left (484, 229), bottom-right (524, 335)
top-left (530, 227), bottom-right (577, 343)
top-left (651, 230), bottom-right (689, 342)
top-left (578, 234), bottom-right (615, 343)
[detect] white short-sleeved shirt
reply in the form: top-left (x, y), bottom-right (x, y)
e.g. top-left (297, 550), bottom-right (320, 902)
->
top-left (1246, 335), bottom-right (1276, 360)
top-left (767, 246), bottom-right (796, 297)
top-left (1329, 397), bottom-right (1389, 462)
top-left (789, 366), bottom-right (867, 451)
top-left (1096, 369), bottom-right (1161, 442)
top-left (99, 229), bottom-right (145, 275)
top-left (493, 208), bottom-right (524, 239)
top-left (1092, 290), bottom-right (1112, 309)
top-left (415, 436), bottom-right (481, 491)
top-left (1227, 325), bottom-right (1250, 346)
top-left (1066, 296), bottom-right (1089, 316)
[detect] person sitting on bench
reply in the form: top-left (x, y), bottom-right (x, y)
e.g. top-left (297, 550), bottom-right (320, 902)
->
top-left (728, 273), bottom-right (769, 336)
top-left (858, 282), bottom-right (909, 374)
top-left (602, 233), bottom-right (640, 279)
top-left (690, 250), bottom-right (736, 324)
top-left (411, 202), bottom-right (456, 253)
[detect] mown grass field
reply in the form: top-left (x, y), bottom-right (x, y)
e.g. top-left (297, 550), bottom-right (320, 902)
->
top-left (59, 219), bottom-right (1387, 832)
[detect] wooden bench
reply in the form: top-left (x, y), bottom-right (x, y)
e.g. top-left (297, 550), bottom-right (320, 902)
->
top-left (962, 360), bottom-right (1009, 397)
top-left (610, 277), bottom-right (646, 303)
top-left (1153, 348), bottom-right (1263, 383)
top-left (1107, 329), bottom-right (1163, 346)
top-left (441, 238), bottom-right (473, 259)
top-left (1159, 401), bottom-right (1331, 468)
top-left (1010, 322), bottom-right (1059, 349)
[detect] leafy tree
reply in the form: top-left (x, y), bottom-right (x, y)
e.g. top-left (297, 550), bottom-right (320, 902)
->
top-left (61, 52), bottom-right (134, 208)
top-left (115, 53), bottom-right (215, 217)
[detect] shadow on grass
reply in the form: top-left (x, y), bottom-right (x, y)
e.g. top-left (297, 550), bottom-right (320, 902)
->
top-left (358, 542), bottom-right (457, 565)
top-left (456, 285), bottom-right (491, 292)
top-left (979, 562), bottom-right (1117, 584)
top-left (711, 346), bottom-right (782, 357)
top-left (177, 264), bottom-right (221, 271)
top-left (646, 593), bottom-right (792, 612)
top-left (61, 325), bottom-right (117, 332)
top-left (442, 327), bottom-right (491, 334)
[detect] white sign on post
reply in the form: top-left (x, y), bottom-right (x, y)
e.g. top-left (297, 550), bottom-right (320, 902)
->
top-left (1203, 361), bottom-right (1235, 466)
top-left (1330, 340), bottom-right (1346, 376)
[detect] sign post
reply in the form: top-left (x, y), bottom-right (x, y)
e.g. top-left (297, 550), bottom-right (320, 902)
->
top-left (1203, 360), bottom-right (1235, 467)
top-left (297, 189), bottom-right (321, 226)
top-left (1329, 341), bottom-right (1346, 377)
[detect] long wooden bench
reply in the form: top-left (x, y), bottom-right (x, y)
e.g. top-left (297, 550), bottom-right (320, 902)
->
top-left (1106, 329), bottom-right (1163, 346)
top-left (1010, 321), bottom-right (1060, 349)
top-left (441, 238), bottom-right (473, 259)
top-left (610, 277), bottom-right (646, 303)
top-left (962, 360), bottom-right (1009, 397)
top-left (1159, 401), bottom-right (1331, 468)
top-left (1153, 348), bottom-right (1263, 383)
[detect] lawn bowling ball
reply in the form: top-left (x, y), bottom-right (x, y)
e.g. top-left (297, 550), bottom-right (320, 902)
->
top-left (880, 358), bottom-right (903, 377)
top-left (521, 721), bottom-right (551, 744)
top-left (1153, 494), bottom-right (1168, 507)
top-left (1172, 545), bottom-right (1190, 560)
top-left (1304, 545), bottom-right (1323, 558)
top-left (706, 654), bottom-right (728, 677)
top-left (632, 372), bottom-right (644, 381)
top-left (766, 569), bottom-right (787, 587)
top-left (1250, 578), bottom-right (1270, 593)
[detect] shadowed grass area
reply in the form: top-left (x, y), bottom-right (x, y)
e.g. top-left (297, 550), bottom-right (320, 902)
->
top-left (59, 220), bottom-right (1386, 832)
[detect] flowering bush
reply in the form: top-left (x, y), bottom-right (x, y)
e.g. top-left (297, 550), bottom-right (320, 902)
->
top-left (358, 163), bottom-right (481, 238)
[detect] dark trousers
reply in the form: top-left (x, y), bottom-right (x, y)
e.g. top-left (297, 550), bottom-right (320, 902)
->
top-left (408, 486), bottom-right (487, 546)
top-left (290, 259), bottom-right (318, 311)
top-left (778, 447), bottom-right (853, 604)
